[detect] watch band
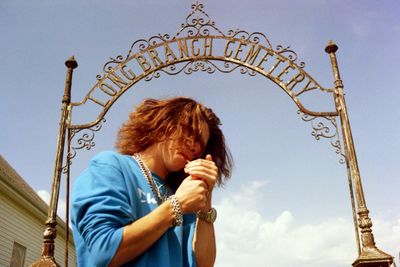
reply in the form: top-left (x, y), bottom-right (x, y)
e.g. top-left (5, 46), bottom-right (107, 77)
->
top-left (197, 207), bottom-right (217, 223)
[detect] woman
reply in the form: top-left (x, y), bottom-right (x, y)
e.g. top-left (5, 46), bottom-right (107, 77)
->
top-left (71, 97), bottom-right (233, 267)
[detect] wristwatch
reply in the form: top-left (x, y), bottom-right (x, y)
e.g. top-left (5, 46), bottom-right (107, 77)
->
top-left (197, 207), bottom-right (217, 223)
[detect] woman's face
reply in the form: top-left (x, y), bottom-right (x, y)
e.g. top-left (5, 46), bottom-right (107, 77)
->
top-left (159, 122), bottom-right (210, 174)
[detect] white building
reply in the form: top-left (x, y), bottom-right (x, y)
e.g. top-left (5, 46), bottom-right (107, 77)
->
top-left (0, 155), bottom-right (76, 266)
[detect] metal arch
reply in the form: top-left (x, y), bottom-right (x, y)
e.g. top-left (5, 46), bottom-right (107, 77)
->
top-left (65, 1), bottom-right (342, 166)
top-left (69, 38), bottom-right (337, 130)
top-left (30, 2), bottom-right (394, 267)
top-left (67, 4), bottom-right (338, 131)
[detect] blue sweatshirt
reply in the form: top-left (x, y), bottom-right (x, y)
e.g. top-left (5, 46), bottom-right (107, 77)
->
top-left (70, 151), bottom-right (197, 267)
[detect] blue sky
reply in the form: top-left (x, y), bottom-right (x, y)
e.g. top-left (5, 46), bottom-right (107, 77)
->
top-left (1, 1), bottom-right (399, 266)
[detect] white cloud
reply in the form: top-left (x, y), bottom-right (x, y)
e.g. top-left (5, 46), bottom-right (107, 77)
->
top-left (214, 180), bottom-right (399, 267)
top-left (36, 183), bottom-right (400, 266)
top-left (37, 190), bottom-right (67, 222)
top-left (373, 217), bottom-right (400, 263)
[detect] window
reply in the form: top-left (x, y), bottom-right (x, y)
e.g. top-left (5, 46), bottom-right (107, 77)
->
top-left (10, 241), bottom-right (26, 267)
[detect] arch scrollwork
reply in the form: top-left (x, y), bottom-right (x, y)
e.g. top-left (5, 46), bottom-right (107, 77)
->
top-left (67, 2), bottom-right (341, 166)
top-left (62, 118), bottom-right (106, 174)
top-left (298, 111), bottom-right (345, 164)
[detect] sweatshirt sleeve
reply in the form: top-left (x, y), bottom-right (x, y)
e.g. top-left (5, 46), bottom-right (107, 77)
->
top-left (71, 152), bottom-right (135, 267)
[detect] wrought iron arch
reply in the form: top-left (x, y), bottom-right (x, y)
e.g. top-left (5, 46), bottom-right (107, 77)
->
top-left (31, 2), bottom-right (393, 267)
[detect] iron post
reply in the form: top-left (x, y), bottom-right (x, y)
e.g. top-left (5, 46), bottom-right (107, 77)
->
top-left (325, 41), bottom-right (393, 267)
top-left (30, 56), bottom-right (77, 267)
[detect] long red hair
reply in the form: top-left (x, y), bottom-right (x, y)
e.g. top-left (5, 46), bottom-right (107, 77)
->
top-left (116, 97), bottom-right (233, 189)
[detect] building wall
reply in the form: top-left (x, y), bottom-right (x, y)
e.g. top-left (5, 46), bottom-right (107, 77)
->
top-left (0, 156), bottom-right (76, 267)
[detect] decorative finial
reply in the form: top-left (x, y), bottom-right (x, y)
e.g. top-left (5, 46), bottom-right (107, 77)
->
top-left (325, 40), bottom-right (338, 54)
top-left (65, 55), bottom-right (78, 69)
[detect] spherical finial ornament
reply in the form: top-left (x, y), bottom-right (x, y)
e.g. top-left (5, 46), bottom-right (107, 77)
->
top-left (325, 40), bottom-right (338, 54)
top-left (65, 55), bottom-right (78, 69)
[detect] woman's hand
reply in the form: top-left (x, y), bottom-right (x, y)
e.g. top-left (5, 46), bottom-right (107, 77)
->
top-left (175, 177), bottom-right (208, 213)
top-left (175, 155), bottom-right (218, 214)
top-left (184, 154), bottom-right (218, 191)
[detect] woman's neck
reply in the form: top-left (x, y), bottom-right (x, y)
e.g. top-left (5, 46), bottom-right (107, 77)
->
top-left (139, 144), bottom-right (167, 179)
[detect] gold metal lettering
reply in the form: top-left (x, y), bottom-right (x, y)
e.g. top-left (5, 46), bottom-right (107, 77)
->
top-left (191, 39), bottom-right (200, 56)
top-left (276, 64), bottom-right (295, 82)
top-left (99, 82), bottom-right (117, 96)
top-left (177, 39), bottom-right (189, 59)
top-left (233, 42), bottom-right (246, 61)
top-left (136, 55), bottom-right (151, 72)
top-left (147, 48), bottom-right (164, 67)
top-left (87, 95), bottom-right (107, 107)
top-left (108, 72), bottom-right (129, 89)
top-left (203, 38), bottom-right (213, 56)
top-left (286, 72), bottom-right (305, 91)
top-left (267, 56), bottom-right (285, 74)
top-left (256, 49), bottom-right (274, 70)
top-left (224, 40), bottom-right (235, 57)
top-left (243, 44), bottom-right (262, 65)
top-left (120, 65), bottom-right (136, 80)
top-left (299, 80), bottom-right (317, 93)
top-left (164, 43), bottom-right (177, 63)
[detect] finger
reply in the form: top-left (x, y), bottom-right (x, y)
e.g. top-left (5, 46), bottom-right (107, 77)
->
top-left (187, 156), bottom-right (215, 164)
top-left (184, 165), bottom-right (216, 177)
top-left (189, 174), bottom-right (216, 191)
top-left (185, 165), bottom-right (218, 177)
top-left (186, 174), bottom-right (211, 191)
top-left (180, 176), bottom-right (207, 189)
top-left (186, 170), bottom-right (217, 182)
top-left (185, 160), bottom-right (217, 169)
top-left (187, 177), bottom-right (208, 189)
top-left (184, 165), bottom-right (218, 175)
top-left (185, 159), bottom-right (217, 170)
top-left (185, 172), bottom-right (217, 186)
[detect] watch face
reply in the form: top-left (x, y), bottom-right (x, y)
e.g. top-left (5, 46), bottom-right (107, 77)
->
top-left (208, 208), bottom-right (217, 223)
top-left (198, 208), bottom-right (217, 223)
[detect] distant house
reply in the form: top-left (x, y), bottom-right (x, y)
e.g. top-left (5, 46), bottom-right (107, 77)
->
top-left (0, 155), bottom-right (76, 266)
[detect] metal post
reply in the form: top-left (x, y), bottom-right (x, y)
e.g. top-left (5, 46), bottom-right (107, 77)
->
top-left (64, 127), bottom-right (72, 267)
top-left (325, 41), bottom-right (393, 267)
top-left (30, 56), bottom-right (77, 267)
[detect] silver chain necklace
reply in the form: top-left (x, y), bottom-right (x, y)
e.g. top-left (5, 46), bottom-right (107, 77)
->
top-left (132, 153), bottom-right (171, 204)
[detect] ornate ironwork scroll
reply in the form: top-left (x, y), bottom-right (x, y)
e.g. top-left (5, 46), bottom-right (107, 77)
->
top-left (298, 110), bottom-right (345, 164)
top-left (61, 118), bottom-right (106, 174)
top-left (69, 2), bottom-right (337, 132)
top-left (64, 2), bottom-right (344, 167)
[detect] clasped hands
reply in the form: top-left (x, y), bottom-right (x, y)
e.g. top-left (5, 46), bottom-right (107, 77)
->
top-left (175, 154), bottom-right (217, 214)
